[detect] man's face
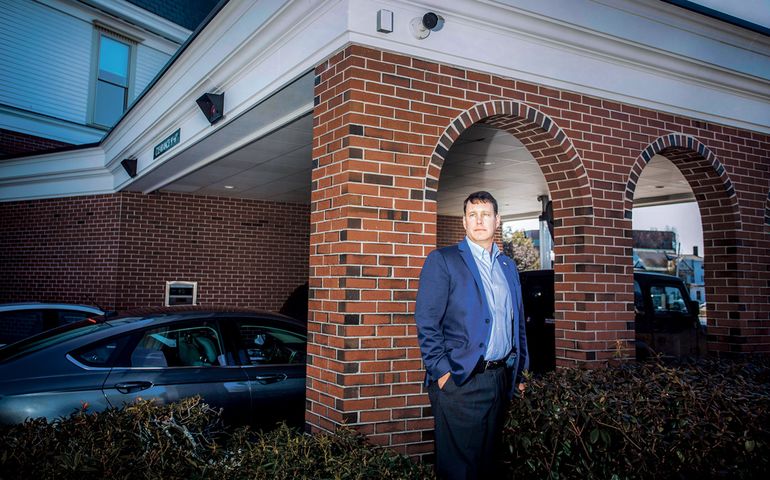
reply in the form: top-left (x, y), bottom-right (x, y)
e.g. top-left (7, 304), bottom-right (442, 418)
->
top-left (462, 200), bottom-right (500, 248)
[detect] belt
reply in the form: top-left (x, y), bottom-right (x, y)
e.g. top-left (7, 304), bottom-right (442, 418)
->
top-left (474, 357), bottom-right (507, 374)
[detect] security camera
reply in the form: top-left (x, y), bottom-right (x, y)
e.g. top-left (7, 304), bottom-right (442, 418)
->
top-left (422, 12), bottom-right (444, 31)
top-left (410, 12), bottom-right (444, 39)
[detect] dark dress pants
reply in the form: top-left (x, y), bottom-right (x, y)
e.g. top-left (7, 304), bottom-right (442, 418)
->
top-left (428, 366), bottom-right (510, 480)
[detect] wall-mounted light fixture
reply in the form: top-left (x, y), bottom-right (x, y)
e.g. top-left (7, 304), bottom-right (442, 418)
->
top-left (121, 157), bottom-right (138, 178)
top-left (196, 92), bottom-right (224, 125)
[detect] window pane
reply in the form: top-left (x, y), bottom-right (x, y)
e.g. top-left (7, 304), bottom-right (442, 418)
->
top-left (94, 80), bottom-right (126, 126)
top-left (72, 336), bottom-right (129, 367)
top-left (0, 310), bottom-right (43, 344)
top-left (236, 323), bottom-right (306, 365)
top-left (650, 285), bottom-right (688, 314)
top-left (58, 310), bottom-right (94, 324)
top-left (633, 281), bottom-right (644, 310)
top-left (127, 324), bottom-right (222, 368)
top-left (98, 35), bottom-right (129, 86)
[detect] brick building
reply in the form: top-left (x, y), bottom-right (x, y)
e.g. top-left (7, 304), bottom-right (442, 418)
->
top-left (1, 0), bottom-right (768, 456)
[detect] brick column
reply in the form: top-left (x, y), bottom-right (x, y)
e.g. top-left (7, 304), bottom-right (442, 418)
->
top-left (307, 46), bottom-right (436, 454)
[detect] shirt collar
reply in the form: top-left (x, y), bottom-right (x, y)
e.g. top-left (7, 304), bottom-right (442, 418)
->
top-left (465, 236), bottom-right (500, 262)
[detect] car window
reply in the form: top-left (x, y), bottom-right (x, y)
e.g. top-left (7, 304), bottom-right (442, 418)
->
top-left (125, 323), bottom-right (224, 368)
top-left (57, 310), bottom-right (96, 324)
top-left (235, 322), bottom-right (305, 365)
top-left (71, 335), bottom-right (132, 368)
top-left (633, 281), bottom-right (644, 311)
top-left (0, 310), bottom-right (44, 345)
top-left (0, 320), bottom-right (112, 363)
top-left (650, 285), bottom-right (689, 314)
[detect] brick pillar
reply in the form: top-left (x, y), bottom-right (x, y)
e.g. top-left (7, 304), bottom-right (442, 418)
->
top-left (306, 46), bottom-right (435, 455)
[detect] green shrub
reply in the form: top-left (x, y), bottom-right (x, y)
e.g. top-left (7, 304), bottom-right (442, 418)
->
top-left (504, 359), bottom-right (770, 479)
top-left (0, 397), bottom-right (432, 480)
top-left (211, 424), bottom-right (431, 479)
top-left (0, 397), bottom-right (225, 479)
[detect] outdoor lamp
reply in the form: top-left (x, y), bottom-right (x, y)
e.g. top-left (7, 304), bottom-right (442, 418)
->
top-left (196, 92), bottom-right (224, 125)
top-left (121, 157), bottom-right (137, 178)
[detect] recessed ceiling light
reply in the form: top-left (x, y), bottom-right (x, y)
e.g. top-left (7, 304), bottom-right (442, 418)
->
top-left (224, 185), bottom-right (235, 189)
top-left (478, 161), bottom-right (495, 166)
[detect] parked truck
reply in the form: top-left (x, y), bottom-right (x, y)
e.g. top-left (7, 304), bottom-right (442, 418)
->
top-left (519, 270), bottom-right (705, 373)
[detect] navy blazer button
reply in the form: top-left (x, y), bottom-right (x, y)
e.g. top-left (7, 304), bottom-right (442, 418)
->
top-left (479, 343), bottom-right (484, 348)
top-left (485, 319), bottom-right (490, 324)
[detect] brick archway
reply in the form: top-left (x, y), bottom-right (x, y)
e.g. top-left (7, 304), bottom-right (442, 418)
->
top-left (625, 134), bottom-right (740, 226)
top-left (626, 134), bottom-right (743, 354)
top-left (428, 101), bottom-right (635, 368)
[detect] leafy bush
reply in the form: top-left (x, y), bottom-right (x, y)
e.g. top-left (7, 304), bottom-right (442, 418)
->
top-left (0, 397), bottom-right (225, 479)
top-left (0, 397), bottom-right (431, 480)
top-left (504, 358), bottom-right (770, 479)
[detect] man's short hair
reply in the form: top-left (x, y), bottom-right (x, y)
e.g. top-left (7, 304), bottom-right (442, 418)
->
top-left (463, 191), bottom-right (498, 215)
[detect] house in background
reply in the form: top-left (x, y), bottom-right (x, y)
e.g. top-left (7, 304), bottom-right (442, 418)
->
top-left (677, 246), bottom-right (706, 304)
top-left (632, 230), bottom-right (678, 274)
top-left (0, 0), bottom-right (218, 156)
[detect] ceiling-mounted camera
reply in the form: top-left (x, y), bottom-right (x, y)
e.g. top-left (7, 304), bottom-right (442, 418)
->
top-left (410, 12), bottom-right (445, 39)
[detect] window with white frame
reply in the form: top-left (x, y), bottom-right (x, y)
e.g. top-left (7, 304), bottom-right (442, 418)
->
top-left (91, 29), bottom-right (135, 127)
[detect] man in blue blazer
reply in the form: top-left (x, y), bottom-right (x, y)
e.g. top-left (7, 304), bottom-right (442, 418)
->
top-left (415, 191), bottom-right (528, 480)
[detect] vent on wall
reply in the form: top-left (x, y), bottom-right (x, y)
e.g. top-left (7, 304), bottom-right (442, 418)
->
top-left (165, 281), bottom-right (198, 306)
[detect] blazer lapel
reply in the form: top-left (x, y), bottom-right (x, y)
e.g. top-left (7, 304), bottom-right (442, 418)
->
top-left (459, 238), bottom-right (492, 319)
top-left (498, 255), bottom-right (522, 353)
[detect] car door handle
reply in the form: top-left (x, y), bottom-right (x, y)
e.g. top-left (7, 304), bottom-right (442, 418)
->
top-left (254, 374), bottom-right (287, 384)
top-left (115, 381), bottom-right (153, 394)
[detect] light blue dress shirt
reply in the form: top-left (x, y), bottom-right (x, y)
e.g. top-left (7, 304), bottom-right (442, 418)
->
top-left (466, 237), bottom-right (513, 361)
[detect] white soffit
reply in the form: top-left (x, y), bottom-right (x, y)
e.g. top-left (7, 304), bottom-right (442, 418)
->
top-left (125, 70), bottom-right (315, 195)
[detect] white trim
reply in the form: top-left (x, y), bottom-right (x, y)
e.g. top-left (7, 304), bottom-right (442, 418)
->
top-left (0, 106), bottom-right (105, 144)
top-left (344, 0), bottom-right (769, 132)
top-left (0, 147), bottom-right (113, 201)
top-left (35, 0), bottom-right (182, 53)
top-left (99, 0), bottom-right (770, 175)
top-left (78, 0), bottom-right (192, 44)
top-left (165, 281), bottom-right (198, 306)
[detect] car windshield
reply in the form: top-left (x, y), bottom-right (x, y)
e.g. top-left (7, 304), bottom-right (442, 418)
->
top-left (0, 318), bottom-right (113, 363)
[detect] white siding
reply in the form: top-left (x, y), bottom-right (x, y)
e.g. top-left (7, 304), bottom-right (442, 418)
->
top-left (0, 0), bottom-right (93, 124)
top-left (134, 46), bottom-right (171, 102)
top-left (0, 0), bottom-right (179, 138)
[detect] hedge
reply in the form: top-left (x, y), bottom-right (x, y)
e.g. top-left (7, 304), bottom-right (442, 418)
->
top-left (1, 359), bottom-right (768, 479)
top-left (504, 358), bottom-right (770, 479)
top-left (0, 397), bottom-right (431, 479)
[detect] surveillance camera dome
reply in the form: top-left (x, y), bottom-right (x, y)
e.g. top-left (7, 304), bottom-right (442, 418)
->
top-left (410, 12), bottom-right (444, 39)
top-left (422, 12), bottom-right (439, 30)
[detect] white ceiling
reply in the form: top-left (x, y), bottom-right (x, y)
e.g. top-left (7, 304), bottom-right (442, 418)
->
top-left (161, 121), bottom-right (693, 218)
top-left (162, 114), bottom-right (314, 203)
